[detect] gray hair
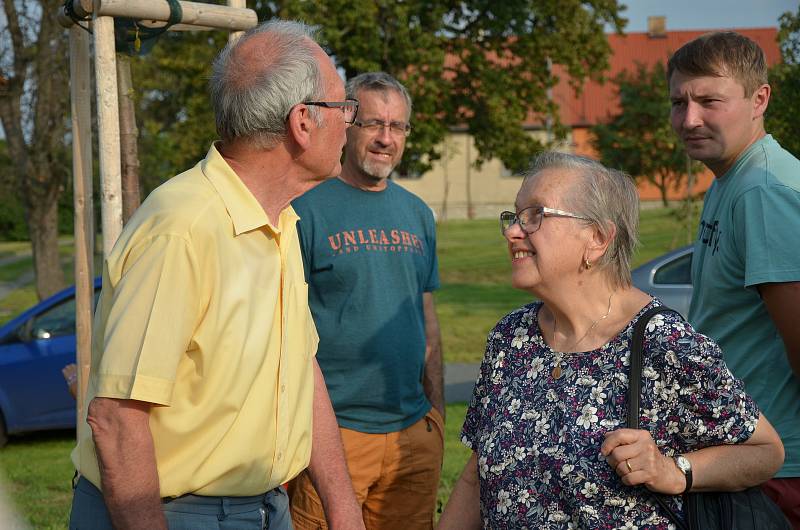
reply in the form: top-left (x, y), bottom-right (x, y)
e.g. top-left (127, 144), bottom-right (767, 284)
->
top-left (345, 72), bottom-right (412, 117)
top-left (523, 151), bottom-right (639, 288)
top-left (210, 19), bottom-right (324, 149)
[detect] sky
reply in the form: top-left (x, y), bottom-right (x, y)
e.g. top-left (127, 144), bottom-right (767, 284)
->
top-left (617, 0), bottom-right (797, 32)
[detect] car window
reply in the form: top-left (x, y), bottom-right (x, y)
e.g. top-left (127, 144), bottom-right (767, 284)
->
top-left (653, 253), bottom-right (692, 285)
top-left (28, 288), bottom-right (101, 341)
top-left (30, 298), bottom-right (78, 340)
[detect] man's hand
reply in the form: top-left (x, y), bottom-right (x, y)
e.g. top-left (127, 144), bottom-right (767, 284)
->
top-left (758, 282), bottom-right (800, 377)
top-left (87, 397), bottom-right (167, 530)
top-left (422, 292), bottom-right (445, 419)
top-left (307, 360), bottom-right (365, 529)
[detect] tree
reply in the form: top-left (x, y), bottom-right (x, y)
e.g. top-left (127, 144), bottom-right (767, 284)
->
top-left (591, 62), bottom-right (695, 206)
top-left (131, 30), bottom-right (226, 196)
top-left (0, 0), bottom-right (69, 299)
top-left (766, 5), bottom-right (800, 158)
top-left (132, 1), bottom-right (625, 186)
top-left (279, 0), bottom-right (626, 175)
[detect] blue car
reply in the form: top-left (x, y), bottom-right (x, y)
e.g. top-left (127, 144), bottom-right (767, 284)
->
top-left (0, 278), bottom-right (100, 446)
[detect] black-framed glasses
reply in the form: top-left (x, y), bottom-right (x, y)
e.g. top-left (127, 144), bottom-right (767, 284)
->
top-left (303, 98), bottom-right (359, 124)
top-left (352, 119), bottom-right (412, 137)
top-left (500, 206), bottom-right (591, 235)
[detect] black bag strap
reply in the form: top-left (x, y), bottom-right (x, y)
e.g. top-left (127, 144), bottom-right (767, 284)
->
top-left (627, 305), bottom-right (677, 428)
top-left (627, 304), bottom-right (689, 530)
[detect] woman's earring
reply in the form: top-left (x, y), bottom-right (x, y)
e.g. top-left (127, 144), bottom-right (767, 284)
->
top-left (584, 258), bottom-right (592, 270)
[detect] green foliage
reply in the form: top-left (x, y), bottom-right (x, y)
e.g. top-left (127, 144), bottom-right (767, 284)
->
top-left (766, 5), bottom-right (800, 158)
top-left (280, 0), bottom-right (626, 174)
top-left (275, 0), bottom-right (453, 176)
top-left (0, 139), bottom-right (74, 241)
top-left (777, 5), bottom-right (800, 64)
top-left (0, 208), bottom-right (27, 241)
top-left (0, 141), bottom-right (25, 240)
top-left (591, 62), bottom-right (700, 206)
top-left (129, 1), bottom-right (625, 190)
top-left (131, 32), bottom-right (228, 194)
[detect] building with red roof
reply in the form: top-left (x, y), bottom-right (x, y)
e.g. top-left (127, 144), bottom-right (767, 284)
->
top-left (397, 21), bottom-right (781, 218)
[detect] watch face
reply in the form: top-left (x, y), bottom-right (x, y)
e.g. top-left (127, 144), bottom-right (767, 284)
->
top-left (676, 455), bottom-right (691, 473)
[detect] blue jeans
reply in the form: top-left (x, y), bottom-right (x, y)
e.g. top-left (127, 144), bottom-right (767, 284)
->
top-left (69, 476), bottom-right (293, 530)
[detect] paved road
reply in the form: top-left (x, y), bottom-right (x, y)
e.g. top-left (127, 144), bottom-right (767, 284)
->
top-left (444, 362), bottom-right (480, 404)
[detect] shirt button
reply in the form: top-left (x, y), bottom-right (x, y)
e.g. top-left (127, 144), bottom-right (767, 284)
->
top-left (281, 384), bottom-right (286, 393)
top-left (277, 452), bottom-right (283, 461)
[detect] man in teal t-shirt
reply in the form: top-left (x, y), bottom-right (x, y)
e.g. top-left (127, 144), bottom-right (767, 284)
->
top-left (669, 32), bottom-right (800, 524)
top-left (289, 73), bottom-right (444, 529)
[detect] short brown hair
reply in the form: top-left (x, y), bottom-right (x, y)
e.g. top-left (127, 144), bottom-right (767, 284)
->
top-left (667, 31), bottom-right (768, 96)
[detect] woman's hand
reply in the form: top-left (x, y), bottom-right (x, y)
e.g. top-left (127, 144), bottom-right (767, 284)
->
top-left (601, 428), bottom-right (687, 495)
top-left (62, 363), bottom-right (78, 399)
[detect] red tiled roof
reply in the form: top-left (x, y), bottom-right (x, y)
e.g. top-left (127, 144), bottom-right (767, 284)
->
top-left (548, 27), bottom-right (781, 127)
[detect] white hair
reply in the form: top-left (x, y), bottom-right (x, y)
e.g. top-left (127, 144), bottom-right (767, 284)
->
top-left (209, 19), bottom-right (324, 149)
top-left (523, 151), bottom-right (640, 288)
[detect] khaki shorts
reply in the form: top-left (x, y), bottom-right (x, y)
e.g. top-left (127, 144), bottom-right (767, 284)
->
top-left (288, 408), bottom-right (445, 530)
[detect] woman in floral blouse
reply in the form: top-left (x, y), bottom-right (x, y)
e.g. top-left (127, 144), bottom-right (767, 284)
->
top-left (438, 152), bottom-right (785, 529)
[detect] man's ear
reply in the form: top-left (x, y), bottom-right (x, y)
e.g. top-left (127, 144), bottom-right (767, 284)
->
top-left (752, 83), bottom-right (771, 119)
top-left (286, 104), bottom-right (314, 151)
top-left (586, 221), bottom-right (616, 264)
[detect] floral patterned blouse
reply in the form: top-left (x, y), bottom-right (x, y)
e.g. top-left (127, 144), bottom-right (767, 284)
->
top-left (461, 299), bottom-right (759, 529)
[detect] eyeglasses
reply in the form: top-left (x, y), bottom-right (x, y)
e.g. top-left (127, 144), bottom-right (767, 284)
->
top-left (352, 119), bottom-right (412, 137)
top-left (303, 98), bottom-right (360, 124)
top-left (499, 206), bottom-right (591, 235)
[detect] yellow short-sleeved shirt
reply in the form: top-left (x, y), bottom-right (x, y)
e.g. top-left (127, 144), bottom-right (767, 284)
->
top-left (72, 143), bottom-right (318, 497)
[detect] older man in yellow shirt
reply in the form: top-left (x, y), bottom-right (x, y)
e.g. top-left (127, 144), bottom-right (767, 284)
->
top-left (68, 20), bottom-right (364, 530)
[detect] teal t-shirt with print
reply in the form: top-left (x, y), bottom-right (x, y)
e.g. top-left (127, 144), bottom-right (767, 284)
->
top-left (293, 178), bottom-right (439, 433)
top-left (688, 134), bottom-right (800, 477)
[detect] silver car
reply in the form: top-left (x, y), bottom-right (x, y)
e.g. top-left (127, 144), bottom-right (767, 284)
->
top-left (631, 245), bottom-right (693, 318)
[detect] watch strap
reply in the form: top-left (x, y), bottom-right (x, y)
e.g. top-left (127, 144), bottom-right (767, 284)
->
top-left (673, 455), bottom-right (693, 494)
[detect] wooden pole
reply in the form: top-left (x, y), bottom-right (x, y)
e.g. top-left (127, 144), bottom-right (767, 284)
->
top-left (117, 55), bottom-right (141, 225)
top-left (75, 0), bottom-right (257, 32)
top-left (69, 25), bottom-right (95, 415)
top-left (227, 0), bottom-right (246, 43)
top-left (466, 137), bottom-right (474, 219)
top-left (93, 12), bottom-right (124, 256)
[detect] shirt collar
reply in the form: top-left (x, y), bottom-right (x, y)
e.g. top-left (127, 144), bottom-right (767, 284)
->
top-left (201, 143), bottom-right (299, 236)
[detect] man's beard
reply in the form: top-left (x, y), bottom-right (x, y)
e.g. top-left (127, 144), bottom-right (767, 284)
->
top-left (360, 156), bottom-right (395, 180)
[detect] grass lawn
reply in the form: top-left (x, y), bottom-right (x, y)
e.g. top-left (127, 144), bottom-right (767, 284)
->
top-left (0, 406), bottom-right (472, 528)
top-left (0, 430), bottom-right (75, 529)
top-left (438, 403), bottom-right (470, 513)
top-left (0, 207), bottom-right (696, 527)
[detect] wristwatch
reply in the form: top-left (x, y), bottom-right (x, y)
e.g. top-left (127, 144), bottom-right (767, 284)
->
top-left (673, 455), bottom-right (693, 494)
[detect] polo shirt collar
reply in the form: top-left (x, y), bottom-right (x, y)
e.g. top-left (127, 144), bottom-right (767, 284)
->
top-left (201, 143), bottom-right (299, 235)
